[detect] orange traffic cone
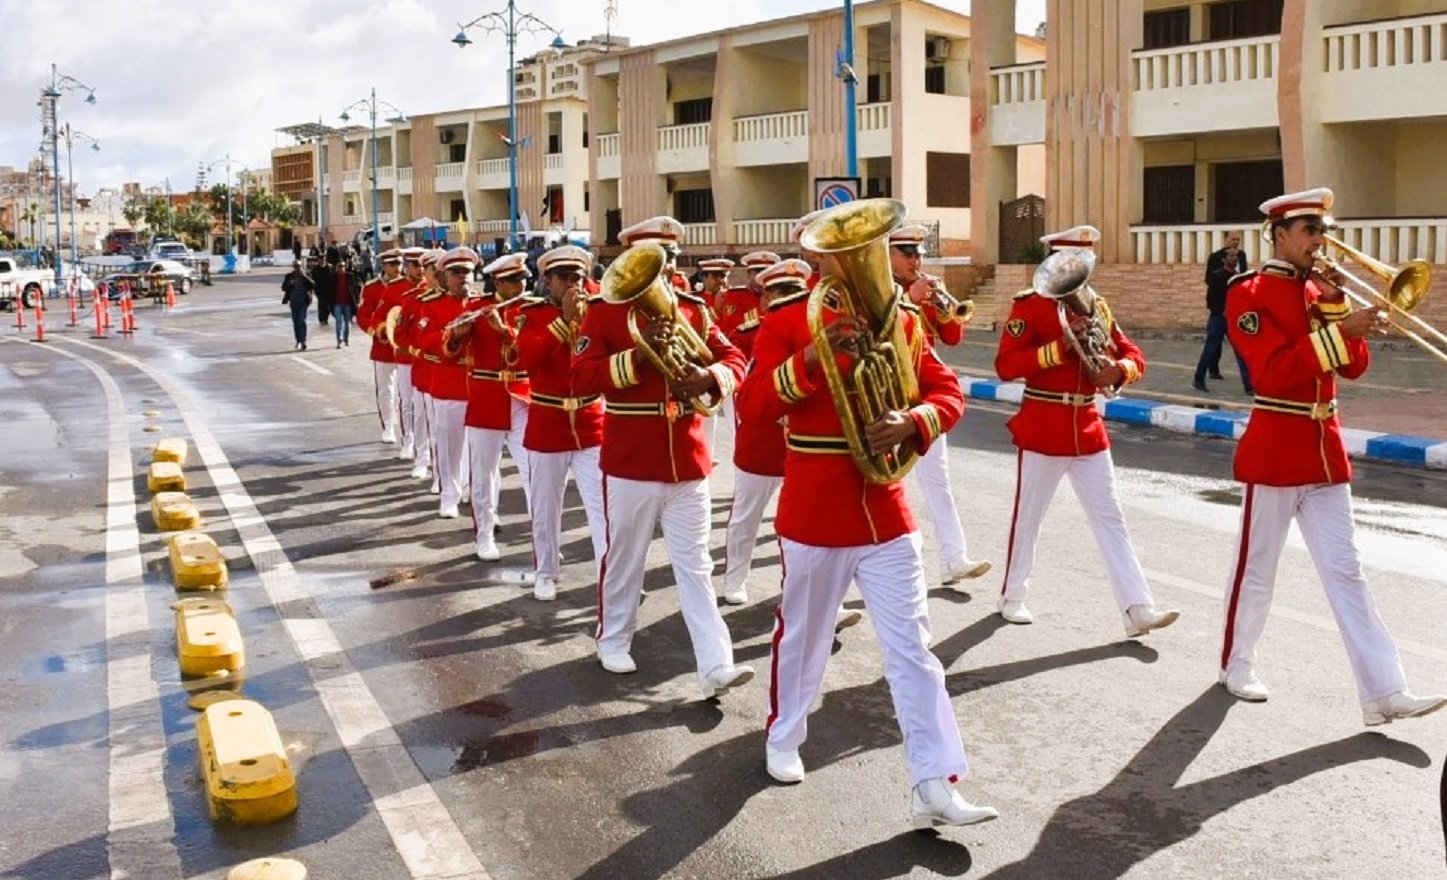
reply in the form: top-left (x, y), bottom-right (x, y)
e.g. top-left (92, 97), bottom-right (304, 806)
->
top-left (33, 296), bottom-right (44, 343)
top-left (91, 289), bottom-right (108, 339)
top-left (165, 281), bottom-right (177, 308)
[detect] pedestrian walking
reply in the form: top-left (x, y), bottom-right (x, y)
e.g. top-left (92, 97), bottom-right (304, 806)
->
top-left (292, 237), bottom-right (302, 263)
top-left (315, 258), bottom-right (336, 327)
top-left (280, 261), bottom-right (314, 350)
top-left (332, 261), bottom-right (360, 347)
top-left (1193, 231), bottom-right (1253, 393)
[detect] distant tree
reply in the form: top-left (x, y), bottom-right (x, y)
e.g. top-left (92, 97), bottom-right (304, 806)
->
top-left (175, 201), bottom-right (214, 248)
top-left (143, 197), bottom-right (175, 237)
top-left (122, 198), bottom-right (144, 230)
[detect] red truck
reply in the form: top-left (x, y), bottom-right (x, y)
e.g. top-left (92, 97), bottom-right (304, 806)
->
top-left (103, 228), bottom-right (139, 255)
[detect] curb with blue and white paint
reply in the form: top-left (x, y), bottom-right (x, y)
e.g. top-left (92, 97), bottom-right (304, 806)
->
top-left (960, 376), bottom-right (1447, 471)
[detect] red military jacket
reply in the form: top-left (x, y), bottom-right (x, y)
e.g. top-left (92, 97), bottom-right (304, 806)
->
top-left (414, 292), bottom-right (469, 401)
top-left (572, 293), bottom-right (747, 483)
top-left (714, 287), bottom-right (760, 341)
top-left (454, 294), bottom-right (531, 430)
top-left (395, 284), bottom-right (436, 393)
top-left (1226, 259), bottom-right (1367, 486)
top-left (515, 298), bottom-right (604, 453)
top-left (994, 290), bottom-right (1146, 457)
top-left (356, 276), bottom-right (414, 364)
top-left (920, 300), bottom-right (965, 347)
top-left (737, 292), bottom-right (963, 547)
top-left (729, 309), bottom-right (785, 476)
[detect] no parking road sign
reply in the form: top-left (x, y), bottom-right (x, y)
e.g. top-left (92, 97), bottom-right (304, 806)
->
top-left (815, 177), bottom-right (860, 210)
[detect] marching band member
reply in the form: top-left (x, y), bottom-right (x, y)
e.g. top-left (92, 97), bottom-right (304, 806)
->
top-left (698, 257), bottom-right (737, 318)
top-left (994, 225), bottom-right (1179, 636)
top-left (888, 224), bottom-right (992, 586)
top-left (572, 224), bottom-right (755, 698)
top-left (718, 258), bottom-right (805, 606)
top-left (738, 206), bottom-right (996, 826)
top-left (620, 216), bottom-right (691, 294)
top-left (449, 251), bottom-right (534, 560)
top-left (355, 247), bottom-right (409, 448)
top-left (393, 248), bottom-right (435, 482)
top-left (415, 248), bottom-right (473, 518)
top-left (515, 245), bottom-right (607, 600)
top-left (1218, 187), bottom-right (1445, 723)
top-left (714, 251), bottom-right (779, 458)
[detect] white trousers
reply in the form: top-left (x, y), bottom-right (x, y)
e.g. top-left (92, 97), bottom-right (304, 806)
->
top-left (722, 468), bottom-right (782, 592)
top-left (411, 387), bottom-right (433, 470)
top-left (596, 476), bottom-right (735, 680)
top-left (395, 364), bottom-right (415, 450)
top-left (529, 446), bottom-right (606, 579)
top-left (767, 532), bottom-right (968, 786)
top-left (912, 434), bottom-right (973, 568)
top-left (373, 361), bottom-right (398, 441)
top-left (426, 394), bottom-right (440, 492)
top-left (432, 399), bottom-right (468, 510)
top-left (711, 397), bottom-right (735, 461)
top-left (1001, 449), bottom-right (1154, 611)
top-left (1220, 482), bottom-right (1406, 701)
top-left (466, 399), bottom-right (532, 543)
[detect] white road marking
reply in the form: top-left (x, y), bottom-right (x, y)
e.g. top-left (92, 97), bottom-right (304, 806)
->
top-left (60, 338), bottom-right (491, 880)
top-left (288, 354), bottom-right (332, 376)
top-left (11, 338), bottom-right (184, 879)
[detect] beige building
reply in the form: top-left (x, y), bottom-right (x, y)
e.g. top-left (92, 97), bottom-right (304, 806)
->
top-left (970, 0), bottom-right (1447, 328)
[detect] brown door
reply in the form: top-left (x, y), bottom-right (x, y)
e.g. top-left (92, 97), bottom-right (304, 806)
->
top-left (1143, 165), bottom-right (1195, 223)
top-left (1212, 160), bottom-right (1284, 222)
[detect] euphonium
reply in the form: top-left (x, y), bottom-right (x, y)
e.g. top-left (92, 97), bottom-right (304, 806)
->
top-left (799, 198), bottom-right (921, 484)
top-left (600, 243), bottom-right (721, 415)
top-left (1031, 248), bottom-right (1121, 398)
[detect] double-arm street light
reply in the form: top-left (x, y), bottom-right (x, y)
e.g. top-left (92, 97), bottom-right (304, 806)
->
top-left (340, 89), bottom-right (405, 258)
top-left (199, 155), bottom-right (234, 254)
top-left (40, 63), bottom-right (96, 286)
top-left (452, 2), bottom-right (564, 252)
top-left (62, 125), bottom-right (100, 266)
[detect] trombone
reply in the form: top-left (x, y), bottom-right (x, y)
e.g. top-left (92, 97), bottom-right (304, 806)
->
top-left (1315, 234), bottom-right (1446, 364)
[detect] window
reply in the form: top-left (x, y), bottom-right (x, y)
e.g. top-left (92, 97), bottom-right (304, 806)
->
top-left (449, 199), bottom-right (467, 221)
top-left (544, 187), bottom-right (563, 224)
top-left (548, 134), bottom-right (561, 154)
top-left (926, 152), bottom-right (969, 208)
top-left (866, 73), bottom-right (885, 104)
top-left (674, 188), bottom-right (714, 224)
top-left (1212, 160), bottom-right (1283, 222)
top-left (1208, 0), bottom-right (1284, 40)
top-left (673, 98), bottom-right (712, 125)
top-left (865, 176), bottom-right (892, 199)
top-left (1143, 8), bottom-right (1191, 49)
top-left (1143, 165), bottom-right (1195, 222)
top-left (925, 65), bottom-right (946, 95)
top-left (449, 144), bottom-right (466, 163)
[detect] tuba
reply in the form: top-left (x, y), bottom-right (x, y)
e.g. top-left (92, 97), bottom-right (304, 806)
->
top-left (799, 198), bottom-right (921, 484)
top-left (1032, 248), bottom-right (1121, 398)
top-left (600, 243), bottom-right (721, 415)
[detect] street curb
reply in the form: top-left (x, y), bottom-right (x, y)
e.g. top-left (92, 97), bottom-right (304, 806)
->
top-left (958, 375), bottom-right (1447, 471)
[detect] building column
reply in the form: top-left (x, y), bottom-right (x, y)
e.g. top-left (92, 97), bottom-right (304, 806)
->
top-left (969, 0), bottom-right (1019, 264)
top-left (710, 36), bottom-right (739, 251)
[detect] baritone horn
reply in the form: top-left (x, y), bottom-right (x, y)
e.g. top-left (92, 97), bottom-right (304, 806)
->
top-left (1315, 234), bottom-right (1446, 364)
top-left (600, 243), bottom-right (722, 415)
top-left (799, 198), bottom-right (921, 484)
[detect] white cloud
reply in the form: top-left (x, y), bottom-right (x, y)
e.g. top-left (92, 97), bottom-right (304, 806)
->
top-left (0, 0), bottom-right (1043, 196)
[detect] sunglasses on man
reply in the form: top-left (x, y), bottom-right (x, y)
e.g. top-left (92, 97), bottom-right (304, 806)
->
top-left (892, 245), bottom-right (921, 258)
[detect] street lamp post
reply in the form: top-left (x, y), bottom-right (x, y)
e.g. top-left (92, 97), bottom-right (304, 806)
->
top-left (316, 116), bottom-right (329, 249)
top-left (200, 155), bottom-right (234, 254)
top-left (63, 125), bottom-right (100, 266)
top-left (40, 63), bottom-right (96, 287)
top-left (452, 2), bottom-right (563, 253)
top-left (341, 89), bottom-right (405, 263)
top-left (841, 0), bottom-right (859, 179)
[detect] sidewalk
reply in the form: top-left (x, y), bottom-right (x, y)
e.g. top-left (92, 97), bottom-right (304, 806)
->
top-left (936, 331), bottom-right (1447, 470)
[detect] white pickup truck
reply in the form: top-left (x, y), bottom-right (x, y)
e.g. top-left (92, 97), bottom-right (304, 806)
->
top-left (0, 257), bottom-right (54, 310)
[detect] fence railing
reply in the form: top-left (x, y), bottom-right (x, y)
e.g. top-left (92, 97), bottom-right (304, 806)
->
top-left (1323, 12), bottom-right (1447, 73)
top-left (682, 223), bottom-right (716, 247)
top-left (1133, 35), bottom-right (1279, 90)
top-left (476, 158), bottom-right (509, 177)
top-left (857, 102), bottom-right (891, 131)
top-left (435, 162), bottom-right (465, 180)
top-left (1131, 218), bottom-right (1447, 265)
top-left (658, 122), bottom-right (711, 152)
top-left (596, 133), bottom-right (620, 158)
top-left (991, 61), bottom-right (1045, 105)
top-left (733, 110), bottom-right (809, 143)
top-left (398, 167), bottom-right (412, 183)
top-left (733, 219), bottom-right (795, 246)
top-left (343, 169), bottom-right (360, 184)
top-left (543, 153), bottom-right (563, 170)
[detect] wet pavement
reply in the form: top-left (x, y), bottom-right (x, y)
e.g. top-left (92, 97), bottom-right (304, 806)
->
top-left (0, 273), bottom-right (1444, 879)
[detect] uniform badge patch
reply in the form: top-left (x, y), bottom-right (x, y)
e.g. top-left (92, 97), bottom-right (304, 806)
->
top-left (1236, 312), bottom-right (1259, 335)
top-left (723, 304), bottom-right (736, 315)
top-left (516, 314), bottom-right (527, 330)
top-left (574, 335), bottom-right (590, 355)
top-left (1005, 318), bottom-right (1025, 338)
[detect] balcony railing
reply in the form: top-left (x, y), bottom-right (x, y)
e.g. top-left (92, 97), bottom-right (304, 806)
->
top-left (378, 167), bottom-right (395, 181)
top-left (991, 61), bottom-right (1045, 104)
top-left (682, 223), bottom-right (716, 247)
top-left (733, 110), bottom-right (808, 143)
top-left (1324, 13), bottom-right (1447, 73)
top-left (857, 102), bottom-right (891, 131)
top-left (1134, 35), bottom-right (1278, 90)
top-left (435, 162), bottom-right (465, 180)
top-left (1131, 224), bottom-right (1264, 265)
top-left (377, 212), bottom-right (395, 226)
top-left (549, 77), bottom-right (580, 96)
top-left (596, 133), bottom-right (620, 158)
top-left (734, 219), bottom-right (795, 246)
top-left (341, 214), bottom-right (362, 224)
top-left (658, 122), bottom-right (711, 152)
top-left (516, 85), bottom-right (540, 101)
top-left (476, 220), bottom-right (510, 232)
top-left (544, 153), bottom-right (563, 170)
top-left (343, 169), bottom-right (360, 184)
top-left (476, 158), bottom-right (510, 177)
top-left (1131, 218), bottom-right (1447, 266)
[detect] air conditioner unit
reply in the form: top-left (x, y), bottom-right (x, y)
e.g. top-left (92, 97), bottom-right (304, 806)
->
top-left (926, 36), bottom-right (950, 62)
top-left (439, 129), bottom-right (456, 145)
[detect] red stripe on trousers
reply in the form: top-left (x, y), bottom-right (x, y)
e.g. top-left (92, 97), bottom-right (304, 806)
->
top-left (1000, 448), bottom-right (1025, 595)
top-left (1220, 484), bottom-right (1256, 670)
top-left (594, 476), bottom-right (611, 642)
top-left (764, 538), bottom-right (788, 737)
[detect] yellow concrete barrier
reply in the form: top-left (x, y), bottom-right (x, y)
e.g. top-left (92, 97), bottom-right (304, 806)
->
top-left (153, 437), bottom-right (190, 466)
top-left (169, 532), bottom-right (229, 590)
top-left (174, 597), bottom-right (244, 677)
top-left (147, 461), bottom-right (187, 494)
top-left (197, 700), bottom-right (298, 826)
top-left (151, 491), bottom-right (202, 531)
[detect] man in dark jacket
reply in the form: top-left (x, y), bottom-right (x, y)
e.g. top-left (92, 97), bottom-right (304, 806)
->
top-left (281, 262), bottom-right (315, 350)
top-left (1193, 232), bottom-right (1252, 394)
top-left (313, 258), bottom-right (336, 326)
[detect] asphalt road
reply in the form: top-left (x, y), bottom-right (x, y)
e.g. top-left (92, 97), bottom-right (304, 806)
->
top-left (1, 274), bottom-right (1444, 880)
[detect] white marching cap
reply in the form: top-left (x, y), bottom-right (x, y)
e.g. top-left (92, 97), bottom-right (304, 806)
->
top-left (482, 252), bottom-right (531, 279)
top-left (619, 215), bottom-right (685, 247)
top-left (1259, 187), bottom-right (1334, 223)
top-left (1040, 225), bottom-right (1102, 251)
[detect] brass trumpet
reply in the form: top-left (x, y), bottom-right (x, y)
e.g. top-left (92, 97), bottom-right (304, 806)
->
top-left (1314, 234), bottom-right (1445, 364)
top-left (921, 273), bottom-right (976, 323)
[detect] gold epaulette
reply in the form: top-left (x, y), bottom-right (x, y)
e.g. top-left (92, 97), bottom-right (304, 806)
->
top-left (1260, 259), bottom-right (1306, 280)
top-left (1012, 288), bottom-right (1036, 299)
top-left (418, 290), bottom-right (443, 302)
top-left (520, 297), bottom-right (553, 310)
top-left (767, 290), bottom-right (810, 312)
top-left (1226, 270), bottom-right (1258, 288)
top-left (676, 290), bottom-right (707, 307)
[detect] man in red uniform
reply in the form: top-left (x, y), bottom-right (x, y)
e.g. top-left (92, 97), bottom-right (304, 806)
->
top-left (572, 235), bottom-right (755, 698)
top-left (1218, 187), bottom-right (1444, 723)
top-left (619, 216), bottom-right (691, 294)
top-left (698, 258), bottom-right (738, 324)
top-left (391, 248), bottom-right (434, 480)
top-left (994, 225), bottom-right (1179, 636)
top-left (355, 247), bottom-right (408, 448)
top-left (718, 258), bottom-right (806, 605)
top-left (516, 245), bottom-right (606, 601)
top-left (447, 251), bottom-right (533, 560)
top-left (889, 224), bottom-right (991, 587)
top-left (415, 249), bottom-right (473, 518)
top-left (737, 204), bottom-right (996, 827)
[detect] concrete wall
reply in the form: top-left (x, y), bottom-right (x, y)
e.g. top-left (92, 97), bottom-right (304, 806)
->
top-left (619, 50), bottom-right (662, 225)
top-left (733, 47), bottom-right (807, 116)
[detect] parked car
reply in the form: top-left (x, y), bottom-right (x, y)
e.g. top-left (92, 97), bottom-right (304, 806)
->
top-left (54, 261), bottom-right (98, 297)
top-left (99, 259), bottom-right (195, 300)
top-left (149, 238), bottom-right (191, 260)
top-left (0, 254), bottom-right (53, 309)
